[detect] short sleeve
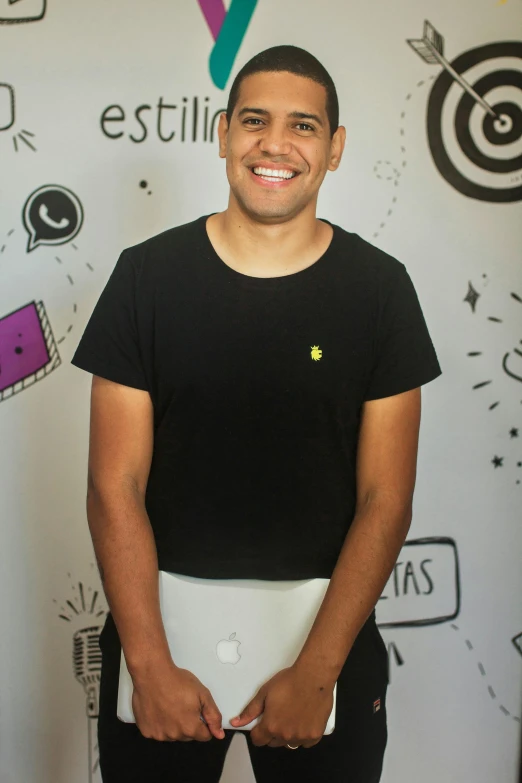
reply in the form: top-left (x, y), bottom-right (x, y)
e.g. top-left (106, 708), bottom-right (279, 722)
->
top-left (363, 262), bottom-right (442, 401)
top-left (70, 248), bottom-right (148, 390)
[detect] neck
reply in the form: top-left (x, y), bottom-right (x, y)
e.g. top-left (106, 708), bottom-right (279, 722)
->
top-left (208, 201), bottom-right (331, 276)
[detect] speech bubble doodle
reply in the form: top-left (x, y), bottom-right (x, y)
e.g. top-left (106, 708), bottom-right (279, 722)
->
top-left (0, 0), bottom-right (46, 25)
top-left (23, 185), bottom-right (84, 252)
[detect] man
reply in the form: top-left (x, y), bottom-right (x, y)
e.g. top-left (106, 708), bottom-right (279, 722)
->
top-left (71, 44), bottom-right (442, 782)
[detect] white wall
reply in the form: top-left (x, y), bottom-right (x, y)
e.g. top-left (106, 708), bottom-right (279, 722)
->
top-left (1, 1), bottom-right (521, 781)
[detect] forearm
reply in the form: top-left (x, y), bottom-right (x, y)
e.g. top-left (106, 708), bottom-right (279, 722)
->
top-left (294, 496), bottom-right (411, 684)
top-left (87, 485), bottom-right (173, 679)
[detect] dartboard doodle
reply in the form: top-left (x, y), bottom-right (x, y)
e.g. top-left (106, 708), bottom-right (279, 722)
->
top-left (408, 20), bottom-right (522, 202)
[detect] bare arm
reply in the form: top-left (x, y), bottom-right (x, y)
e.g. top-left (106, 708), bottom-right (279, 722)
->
top-left (86, 375), bottom-right (171, 678)
top-left (294, 387), bottom-right (421, 681)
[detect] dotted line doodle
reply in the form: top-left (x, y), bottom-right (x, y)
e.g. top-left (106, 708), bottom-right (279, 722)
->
top-left (1, 227), bottom-right (15, 254)
top-left (372, 74), bottom-right (437, 239)
top-left (1, 226), bottom-right (94, 347)
top-left (450, 622), bottom-right (521, 722)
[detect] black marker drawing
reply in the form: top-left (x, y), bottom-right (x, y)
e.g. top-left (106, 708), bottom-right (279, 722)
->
top-left (0, 0), bottom-right (46, 24)
top-left (0, 226), bottom-right (15, 256)
top-left (56, 568), bottom-right (107, 782)
top-left (378, 540), bottom-right (521, 722)
top-left (139, 180), bottom-right (152, 195)
top-left (377, 537), bottom-right (460, 629)
top-left (23, 185), bottom-right (84, 252)
top-left (376, 537), bottom-right (459, 683)
top-left (73, 627), bottom-right (103, 782)
top-left (1, 188), bottom-right (91, 403)
top-left (371, 73), bottom-right (438, 239)
top-left (465, 278), bottom-right (522, 482)
top-left (0, 82), bottom-right (14, 130)
top-left (100, 97), bottom-right (226, 144)
top-left (450, 622), bottom-right (521, 723)
top-left (0, 82), bottom-right (37, 151)
top-left (408, 20), bottom-right (522, 202)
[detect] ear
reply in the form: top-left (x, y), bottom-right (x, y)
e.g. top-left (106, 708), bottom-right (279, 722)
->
top-left (217, 112), bottom-right (228, 159)
top-left (327, 125), bottom-right (346, 172)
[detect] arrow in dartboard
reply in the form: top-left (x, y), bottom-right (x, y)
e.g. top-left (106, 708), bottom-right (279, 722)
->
top-left (407, 19), bottom-right (502, 121)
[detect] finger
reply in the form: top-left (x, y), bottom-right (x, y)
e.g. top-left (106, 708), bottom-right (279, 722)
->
top-left (299, 738), bottom-right (322, 749)
top-left (230, 696), bottom-right (264, 727)
top-left (200, 697), bottom-right (225, 738)
top-left (249, 724), bottom-right (272, 747)
top-left (194, 720), bottom-right (214, 742)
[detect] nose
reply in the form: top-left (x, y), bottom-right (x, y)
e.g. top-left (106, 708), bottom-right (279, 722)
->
top-left (257, 120), bottom-right (293, 156)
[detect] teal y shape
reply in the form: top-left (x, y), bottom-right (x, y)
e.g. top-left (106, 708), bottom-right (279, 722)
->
top-left (198, 0), bottom-right (258, 90)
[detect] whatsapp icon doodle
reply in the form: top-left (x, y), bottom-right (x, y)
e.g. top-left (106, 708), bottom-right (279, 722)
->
top-left (23, 185), bottom-right (84, 252)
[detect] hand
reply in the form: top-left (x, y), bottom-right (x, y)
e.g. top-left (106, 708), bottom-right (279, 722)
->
top-left (229, 663), bottom-right (335, 748)
top-left (130, 660), bottom-right (226, 742)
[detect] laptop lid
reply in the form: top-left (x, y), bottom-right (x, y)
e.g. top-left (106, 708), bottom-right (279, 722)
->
top-left (117, 570), bottom-right (337, 733)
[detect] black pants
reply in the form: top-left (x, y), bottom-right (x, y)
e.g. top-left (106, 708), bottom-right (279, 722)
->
top-left (97, 611), bottom-right (388, 782)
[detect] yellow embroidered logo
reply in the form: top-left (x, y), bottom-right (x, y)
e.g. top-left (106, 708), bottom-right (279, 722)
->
top-left (310, 345), bottom-right (322, 361)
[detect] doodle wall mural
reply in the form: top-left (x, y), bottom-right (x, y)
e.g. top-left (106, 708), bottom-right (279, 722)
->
top-left (1, 1), bottom-right (521, 782)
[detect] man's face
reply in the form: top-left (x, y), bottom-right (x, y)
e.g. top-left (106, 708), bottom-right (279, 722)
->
top-left (217, 71), bottom-right (345, 222)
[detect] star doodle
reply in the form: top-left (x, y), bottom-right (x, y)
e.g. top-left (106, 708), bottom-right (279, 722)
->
top-left (464, 281), bottom-right (480, 313)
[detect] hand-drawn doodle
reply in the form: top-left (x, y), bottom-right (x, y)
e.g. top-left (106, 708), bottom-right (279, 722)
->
top-left (378, 540), bottom-right (520, 723)
top-left (0, 301), bottom-right (61, 401)
top-left (23, 185), bottom-right (84, 252)
top-left (0, 0), bottom-right (46, 24)
top-left (377, 537), bottom-right (460, 628)
top-left (0, 82), bottom-right (14, 130)
top-left (56, 569), bottom-right (107, 783)
top-left (0, 82), bottom-right (37, 151)
top-left (73, 627), bottom-right (103, 781)
top-left (465, 278), bottom-right (522, 482)
top-left (370, 74), bottom-right (438, 239)
top-left (450, 621), bottom-right (521, 723)
top-left (408, 20), bottom-right (522, 202)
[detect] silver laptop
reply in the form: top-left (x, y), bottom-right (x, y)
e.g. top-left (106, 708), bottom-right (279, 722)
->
top-left (117, 570), bottom-right (337, 733)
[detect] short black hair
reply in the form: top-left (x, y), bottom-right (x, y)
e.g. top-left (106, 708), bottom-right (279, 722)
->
top-left (226, 45), bottom-right (339, 138)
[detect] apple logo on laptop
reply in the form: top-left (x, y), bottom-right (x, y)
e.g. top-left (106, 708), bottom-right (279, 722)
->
top-left (216, 632), bottom-right (241, 665)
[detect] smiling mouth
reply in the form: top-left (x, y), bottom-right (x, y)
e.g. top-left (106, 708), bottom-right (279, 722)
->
top-left (250, 166), bottom-right (299, 182)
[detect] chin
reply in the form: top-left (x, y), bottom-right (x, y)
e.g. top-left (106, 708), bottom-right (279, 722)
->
top-left (236, 195), bottom-right (299, 221)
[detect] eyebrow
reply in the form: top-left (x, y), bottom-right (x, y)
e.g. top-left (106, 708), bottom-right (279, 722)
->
top-left (237, 107), bottom-right (324, 128)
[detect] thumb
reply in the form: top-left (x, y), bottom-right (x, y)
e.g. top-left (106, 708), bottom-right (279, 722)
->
top-left (200, 694), bottom-right (225, 738)
top-left (230, 690), bottom-right (265, 726)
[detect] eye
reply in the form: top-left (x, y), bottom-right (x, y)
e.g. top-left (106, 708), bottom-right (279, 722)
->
top-left (243, 118), bottom-right (263, 125)
top-left (296, 123), bottom-right (314, 131)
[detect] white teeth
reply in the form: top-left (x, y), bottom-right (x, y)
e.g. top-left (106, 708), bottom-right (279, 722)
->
top-left (253, 167), bottom-right (296, 179)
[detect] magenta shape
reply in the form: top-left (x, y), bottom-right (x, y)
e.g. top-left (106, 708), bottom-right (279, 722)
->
top-left (197, 0), bottom-right (226, 40)
top-left (0, 302), bottom-right (50, 392)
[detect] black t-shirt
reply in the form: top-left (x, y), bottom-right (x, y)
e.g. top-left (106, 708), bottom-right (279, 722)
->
top-left (71, 214), bottom-right (442, 580)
